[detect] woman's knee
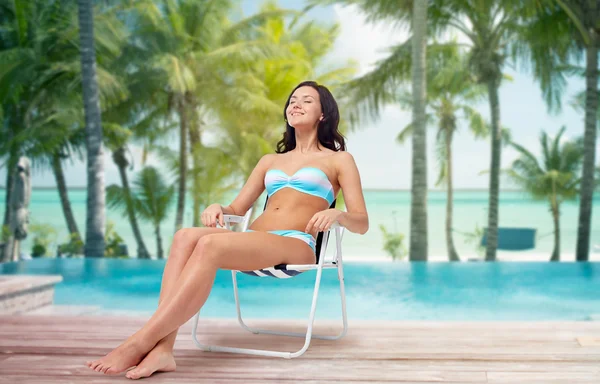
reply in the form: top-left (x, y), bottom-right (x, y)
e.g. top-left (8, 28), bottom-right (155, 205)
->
top-left (173, 228), bottom-right (210, 247)
top-left (170, 228), bottom-right (212, 263)
top-left (192, 235), bottom-right (224, 267)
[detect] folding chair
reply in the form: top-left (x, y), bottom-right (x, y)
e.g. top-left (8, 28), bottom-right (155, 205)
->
top-left (191, 198), bottom-right (348, 359)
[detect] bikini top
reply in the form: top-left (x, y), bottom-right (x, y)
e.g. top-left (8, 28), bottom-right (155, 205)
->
top-left (264, 167), bottom-right (335, 205)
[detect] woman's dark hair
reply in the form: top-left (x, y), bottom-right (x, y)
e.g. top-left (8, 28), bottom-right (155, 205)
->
top-left (276, 81), bottom-right (346, 153)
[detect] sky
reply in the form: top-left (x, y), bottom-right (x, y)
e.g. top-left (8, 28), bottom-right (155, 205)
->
top-left (1, 1), bottom-right (593, 190)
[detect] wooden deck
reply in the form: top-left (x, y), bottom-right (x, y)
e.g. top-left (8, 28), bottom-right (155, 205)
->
top-left (1, 315), bottom-right (600, 383)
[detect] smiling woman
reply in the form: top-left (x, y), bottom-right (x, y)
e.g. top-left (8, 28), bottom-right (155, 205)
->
top-left (85, 81), bottom-right (369, 379)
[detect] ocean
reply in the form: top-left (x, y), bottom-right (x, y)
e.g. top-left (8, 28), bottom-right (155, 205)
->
top-left (0, 189), bottom-right (598, 260)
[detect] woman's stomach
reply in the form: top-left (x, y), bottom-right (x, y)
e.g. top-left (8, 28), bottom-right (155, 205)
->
top-left (247, 190), bottom-right (330, 236)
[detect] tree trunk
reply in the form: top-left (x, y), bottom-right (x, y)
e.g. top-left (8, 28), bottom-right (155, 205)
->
top-left (3, 144), bottom-right (16, 231)
top-left (187, 95), bottom-right (202, 228)
top-left (174, 96), bottom-right (188, 233)
top-left (409, 0), bottom-right (428, 261)
top-left (485, 79), bottom-right (502, 262)
top-left (77, 0), bottom-right (105, 257)
top-left (155, 224), bottom-right (164, 259)
top-left (1, 149), bottom-right (17, 263)
top-left (550, 201), bottom-right (560, 262)
top-left (575, 33), bottom-right (598, 262)
top-left (445, 131), bottom-right (460, 262)
top-left (112, 146), bottom-right (151, 259)
top-left (51, 153), bottom-right (81, 239)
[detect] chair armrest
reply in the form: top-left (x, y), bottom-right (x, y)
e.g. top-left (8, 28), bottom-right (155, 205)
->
top-left (223, 215), bottom-right (246, 224)
top-left (328, 222), bottom-right (345, 230)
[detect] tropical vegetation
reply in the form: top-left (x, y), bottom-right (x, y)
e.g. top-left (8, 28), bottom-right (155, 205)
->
top-left (505, 127), bottom-right (584, 261)
top-left (0, 0), bottom-right (597, 262)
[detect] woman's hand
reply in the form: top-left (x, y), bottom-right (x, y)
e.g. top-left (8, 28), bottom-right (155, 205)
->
top-left (305, 209), bottom-right (344, 233)
top-left (201, 204), bottom-right (224, 227)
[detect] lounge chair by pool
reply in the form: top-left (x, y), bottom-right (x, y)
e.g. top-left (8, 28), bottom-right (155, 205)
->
top-left (191, 198), bottom-right (348, 359)
top-left (480, 227), bottom-right (537, 251)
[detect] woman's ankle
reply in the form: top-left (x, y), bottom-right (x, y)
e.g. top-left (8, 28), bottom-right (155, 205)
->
top-left (153, 338), bottom-right (175, 354)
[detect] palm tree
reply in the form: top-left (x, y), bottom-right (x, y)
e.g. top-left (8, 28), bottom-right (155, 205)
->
top-left (523, 1), bottom-right (599, 261)
top-left (130, 0), bottom-right (292, 232)
top-left (102, 77), bottom-right (170, 259)
top-left (1, 0), bottom-right (125, 260)
top-left (430, 1), bottom-right (528, 261)
top-left (211, 3), bottom-right (357, 219)
top-left (107, 167), bottom-right (175, 259)
top-left (110, 147), bottom-right (151, 258)
top-left (410, 0), bottom-right (429, 261)
top-left (307, 0), bottom-right (431, 260)
top-left (77, 0), bottom-right (105, 257)
top-left (396, 45), bottom-right (488, 261)
top-left (505, 127), bottom-right (584, 261)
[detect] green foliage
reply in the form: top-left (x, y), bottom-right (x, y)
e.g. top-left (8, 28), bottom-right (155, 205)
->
top-left (104, 221), bottom-right (128, 258)
top-left (379, 224), bottom-right (406, 261)
top-left (505, 126), bottom-right (583, 203)
top-left (57, 233), bottom-right (84, 258)
top-left (393, 44), bottom-right (490, 187)
top-left (31, 244), bottom-right (46, 258)
top-left (1, 225), bottom-right (10, 243)
top-left (28, 222), bottom-right (58, 257)
top-left (462, 224), bottom-right (486, 257)
top-left (132, 167), bottom-right (176, 226)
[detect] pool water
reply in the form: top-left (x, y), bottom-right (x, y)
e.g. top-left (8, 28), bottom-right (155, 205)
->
top-left (1, 259), bottom-right (599, 321)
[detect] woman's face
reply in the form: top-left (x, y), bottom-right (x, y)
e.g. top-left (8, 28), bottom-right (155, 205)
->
top-left (286, 86), bottom-right (323, 130)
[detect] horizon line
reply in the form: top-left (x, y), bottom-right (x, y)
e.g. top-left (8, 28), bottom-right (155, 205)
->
top-left (0, 186), bottom-right (530, 192)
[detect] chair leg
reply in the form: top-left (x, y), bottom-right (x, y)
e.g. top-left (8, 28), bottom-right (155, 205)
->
top-left (191, 261), bottom-right (343, 358)
top-left (234, 265), bottom-right (348, 341)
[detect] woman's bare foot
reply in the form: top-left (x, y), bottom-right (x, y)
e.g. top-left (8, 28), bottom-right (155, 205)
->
top-left (86, 337), bottom-right (153, 375)
top-left (125, 346), bottom-right (176, 380)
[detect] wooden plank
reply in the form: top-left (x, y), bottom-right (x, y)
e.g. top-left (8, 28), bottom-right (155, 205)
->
top-left (2, 346), bottom-right (600, 364)
top-left (0, 337), bottom-right (591, 353)
top-left (0, 334), bottom-right (593, 354)
top-left (2, 354), bottom-right (599, 374)
top-left (577, 337), bottom-right (600, 346)
top-left (0, 376), bottom-right (427, 384)
top-left (1, 326), bottom-right (593, 340)
top-left (487, 371), bottom-right (600, 383)
top-left (5, 315), bottom-right (600, 330)
top-left (1, 315), bottom-right (599, 383)
top-left (0, 355), bottom-right (488, 382)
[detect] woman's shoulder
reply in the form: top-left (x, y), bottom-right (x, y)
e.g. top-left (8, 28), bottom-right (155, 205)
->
top-left (332, 150), bottom-right (355, 165)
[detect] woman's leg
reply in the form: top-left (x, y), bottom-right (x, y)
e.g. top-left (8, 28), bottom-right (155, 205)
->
top-left (123, 227), bottom-right (231, 379)
top-left (85, 227), bottom-right (229, 374)
top-left (87, 231), bottom-right (315, 375)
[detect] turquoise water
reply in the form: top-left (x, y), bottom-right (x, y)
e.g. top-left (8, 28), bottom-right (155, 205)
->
top-left (0, 189), bottom-right (599, 259)
top-left (1, 258), bottom-right (599, 320)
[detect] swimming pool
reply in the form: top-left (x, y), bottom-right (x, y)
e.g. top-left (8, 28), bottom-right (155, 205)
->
top-left (1, 259), bottom-right (599, 321)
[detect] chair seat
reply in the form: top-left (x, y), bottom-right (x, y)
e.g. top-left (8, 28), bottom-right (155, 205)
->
top-left (240, 261), bottom-right (338, 278)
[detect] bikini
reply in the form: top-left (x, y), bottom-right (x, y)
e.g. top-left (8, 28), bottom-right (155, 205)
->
top-left (246, 167), bottom-right (335, 254)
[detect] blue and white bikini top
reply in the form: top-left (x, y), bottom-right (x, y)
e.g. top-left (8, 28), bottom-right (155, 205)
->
top-left (264, 167), bottom-right (335, 205)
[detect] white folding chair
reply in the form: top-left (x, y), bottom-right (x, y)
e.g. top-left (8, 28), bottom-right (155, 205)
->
top-left (191, 199), bottom-right (348, 359)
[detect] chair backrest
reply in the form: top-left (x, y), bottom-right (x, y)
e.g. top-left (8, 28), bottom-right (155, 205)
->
top-left (263, 196), bottom-right (337, 263)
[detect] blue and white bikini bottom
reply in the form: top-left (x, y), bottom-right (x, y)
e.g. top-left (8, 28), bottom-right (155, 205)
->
top-left (245, 229), bottom-right (316, 254)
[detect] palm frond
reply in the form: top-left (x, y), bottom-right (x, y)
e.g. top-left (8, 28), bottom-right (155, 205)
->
top-left (461, 105), bottom-right (488, 138)
top-left (342, 39), bottom-right (412, 124)
top-left (434, 130), bottom-right (448, 187)
top-left (396, 121), bottom-right (413, 145)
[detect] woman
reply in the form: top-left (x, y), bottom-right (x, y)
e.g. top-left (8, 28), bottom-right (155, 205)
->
top-left (86, 81), bottom-right (369, 379)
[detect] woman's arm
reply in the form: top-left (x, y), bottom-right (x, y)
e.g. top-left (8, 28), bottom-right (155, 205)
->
top-left (335, 152), bottom-right (369, 234)
top-left (220, 154), bottom-right (275, 216)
